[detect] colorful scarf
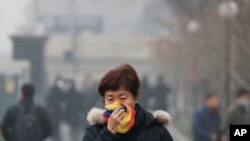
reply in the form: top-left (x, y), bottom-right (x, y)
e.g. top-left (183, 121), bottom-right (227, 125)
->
top-left (103, 101), bottom-right (136, 134)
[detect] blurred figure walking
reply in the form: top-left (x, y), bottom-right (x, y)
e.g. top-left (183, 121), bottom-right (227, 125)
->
top-left (221, 88), bottom-right (250, 141)
top-left (61, 79), bottom-right (84, 141)
top-left (81, 77), bottom-right (102, 128)
top-left (46, 77), bottom-right (65, 141)
top-left (1, 84), bottom-right (52, 141)
top-left (192, 92), bottom-right (221, 141)
top-left (152, 75), bottom-right (171, 110)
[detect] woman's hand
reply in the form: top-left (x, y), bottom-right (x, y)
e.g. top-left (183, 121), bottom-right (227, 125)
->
top-left (107, 108), bottom-right (126, 134)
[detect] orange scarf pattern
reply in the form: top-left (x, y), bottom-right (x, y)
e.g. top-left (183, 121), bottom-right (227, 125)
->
top-left (103, 101), bottom-right (136, 134)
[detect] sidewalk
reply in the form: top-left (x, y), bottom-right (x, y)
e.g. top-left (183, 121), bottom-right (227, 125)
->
top-left (168, 125), bottom-right (191, 141)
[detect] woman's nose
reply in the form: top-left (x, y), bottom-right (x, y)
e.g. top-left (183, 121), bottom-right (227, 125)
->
top-left (114, 99), bottom-right (120, 103)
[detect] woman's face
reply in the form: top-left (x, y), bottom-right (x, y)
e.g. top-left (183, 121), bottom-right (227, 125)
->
top-left (104, 86), bottom-right (137, 108)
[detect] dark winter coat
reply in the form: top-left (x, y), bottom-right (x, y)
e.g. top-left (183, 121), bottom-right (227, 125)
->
top-left (62, 88), bottom-right (84, 128)
top-left (192, 106), bottom-right (221, 141)
top-left (1, 99), bottom-right (52, 141)
top-left (82, 104), bottom-right (173, 141)
top-left (46, 86), bottom-right (64, 125)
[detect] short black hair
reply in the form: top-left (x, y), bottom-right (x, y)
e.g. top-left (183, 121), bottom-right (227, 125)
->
top-left (98, 63), bottom-right (140, 98)
top-left (236, 88), bottom-right (249, 98)
top-left (21, 84), bottom-right (35, 99)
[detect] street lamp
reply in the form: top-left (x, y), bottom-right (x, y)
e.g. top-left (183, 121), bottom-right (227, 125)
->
top-left (218, 0), bottom-right (238, 19)
top-left (218, 0), bottom-right (238, 107)
top-left (186, 20), bottom-right (200, 34)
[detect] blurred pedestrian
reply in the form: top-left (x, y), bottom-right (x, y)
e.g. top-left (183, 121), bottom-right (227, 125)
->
top-left (152, 75), bottom-right (171, 110)
top-left (61, 79), bottom-right (84, 141)
top-left (81, 77), bottom-right (102, 128)
top-left (82, 63), bottom-right (173, 141)
top-left (46, 76), bottom-right (65, 141)
top-left (82, 80), bottom-right (100, 110)
top-left (1, 83), bottom-right (52, 141)
top-left (221, 88), bottom-right (250, 141)
top-left (192, 92), bottom-right (221, 141)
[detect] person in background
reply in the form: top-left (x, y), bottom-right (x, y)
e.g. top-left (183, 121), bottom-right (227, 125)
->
top-left (153, 75), bottom-right (171, 111)
top-left (192, 92), bottom-right (221, 141)
top-left (62, 79), bottom-right (84, 141)
top-left (221, 88), bottom-right (250, 141)
top-left (46, 77), bottom-right (65, 141)
top-left (1, 83), bottom-right (52, 141)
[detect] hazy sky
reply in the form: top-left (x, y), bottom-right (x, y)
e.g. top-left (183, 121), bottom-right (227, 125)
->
top-left (0, 0), bottom-right (30, 59)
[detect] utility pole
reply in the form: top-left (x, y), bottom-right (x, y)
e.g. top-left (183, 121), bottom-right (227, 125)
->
top-left (224, 20), bottom-right (232, 107)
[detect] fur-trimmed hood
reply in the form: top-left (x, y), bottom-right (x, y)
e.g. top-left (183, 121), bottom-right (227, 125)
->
top-left (86, 107), bottom-right (171, 127)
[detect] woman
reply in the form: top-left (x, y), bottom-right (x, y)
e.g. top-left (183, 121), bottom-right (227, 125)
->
top-left (82, 64), bottom-right (173, 141)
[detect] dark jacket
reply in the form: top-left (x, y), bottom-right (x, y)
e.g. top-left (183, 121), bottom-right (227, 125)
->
top-left (62, 88), bottom-right (84, 128)
top-left (192, 106), bottom-right (221, 141)
top-left (82, 104), bottom-right (173, 141)
top-left (46, 86), bottom-right (64, 124)
top-left (153, 82), bottom-right (171, 110)
top-left (1, 99), bottom-right (52, 141)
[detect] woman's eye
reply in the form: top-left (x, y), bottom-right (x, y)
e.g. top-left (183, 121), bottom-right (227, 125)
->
top-left (108, 99), bottom-right (113, 101)
top-left (120, 98), bottom-right (126, 100)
